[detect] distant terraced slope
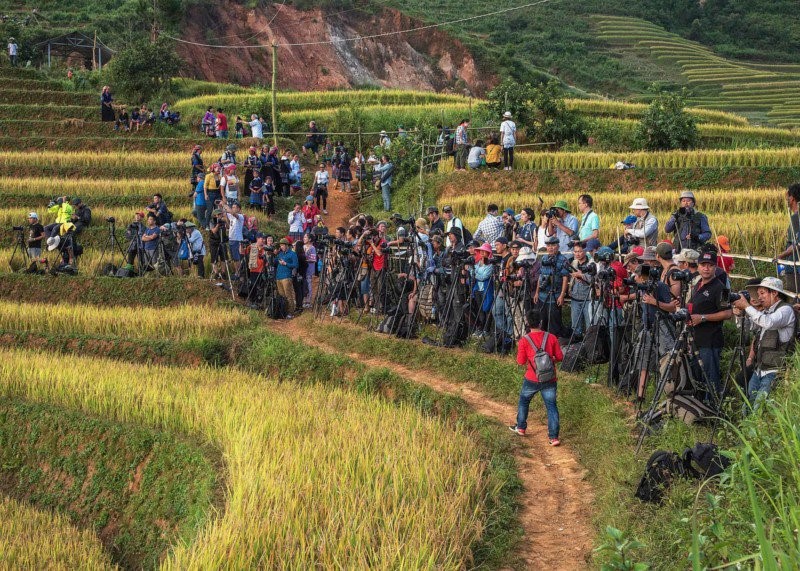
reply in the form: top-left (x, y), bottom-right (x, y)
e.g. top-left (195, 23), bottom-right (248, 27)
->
top-left (593, 16), bottom-right (800, 128)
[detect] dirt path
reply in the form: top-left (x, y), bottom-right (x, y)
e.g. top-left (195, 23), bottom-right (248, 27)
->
top-left (277, 173), bottom-right (595, 569)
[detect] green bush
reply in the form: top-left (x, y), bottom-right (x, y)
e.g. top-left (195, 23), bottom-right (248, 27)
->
top-left (636, 91), bottom-right (698, 151)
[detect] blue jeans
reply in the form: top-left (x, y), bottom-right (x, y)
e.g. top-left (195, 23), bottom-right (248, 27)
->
top-left (492, 295), bottom-right (513, 336)
top-left (570, 298), bottom-right (593, 337)
top-left (516, 379), bottom-right (559, 438)
top-left (744, 371), bottom-right (777, 414)
top-left (381, 183), bottom-right (391, 211)
top-left (697, 346), bottom-right (722, 399)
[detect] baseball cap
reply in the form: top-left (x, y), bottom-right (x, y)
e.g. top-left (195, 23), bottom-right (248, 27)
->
top-left (442, 205), bottom-right (453, 213)
top-left (426, 206), bottom-right (439, 214)
top-left (698, 251), bottom-right (717, 265)
top-left (544, 236), bottom-right (559, 245)
top-left (504, 208), bottom-right (515, 216)
top-left (27, 212), bottom-right (39, 219)
top-left (621, 215), bottom-right (637, 225)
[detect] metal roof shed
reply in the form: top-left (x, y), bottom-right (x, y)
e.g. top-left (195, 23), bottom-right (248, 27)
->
top-left (35, 31), bottom-right (114, 69)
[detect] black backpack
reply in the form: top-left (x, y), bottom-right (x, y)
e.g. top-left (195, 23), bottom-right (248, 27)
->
top-left (267, 295), bottom-right (288, 320)
top-left (582, 324), bottom-right (610, 365)
top-left (561, 342), bottom-right (585, 373)
top-left (635, 450), bottom-right (692, 504)
top-left (452, 219), bottom-right (472, 244)
top-left (685, 442), bottom-right (730, 479)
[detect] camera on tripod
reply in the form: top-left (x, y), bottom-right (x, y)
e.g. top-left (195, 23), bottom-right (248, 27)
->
top-left (597, 267), bottom-right (616, 280)
top-left (569, 262), bottom-right (597, 277)
top-left (513, 258), bottom-right (537, 269)
top-left (669, 308), bottom-right (691, 323)
top-left (544, 207), bottom-right (559, 219)
top-left (106, 216), bottom-right (116, 224)
top-left (390, 213), bottom-right (416, 225)
top-left (12, 225), bottom-right (24, 231)
top-left (670, 269), bottom-right (692, 282)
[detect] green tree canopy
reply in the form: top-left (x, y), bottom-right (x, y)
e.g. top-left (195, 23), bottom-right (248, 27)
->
top-left (106, 38), bottom-right (182, 104)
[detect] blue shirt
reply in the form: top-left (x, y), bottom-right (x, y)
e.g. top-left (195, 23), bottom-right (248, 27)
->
top-left (275, 249), bottom-right (298, 280)
top-left (143, 227), bottom-right (160, 251)
top-left (538, 253), bottom-right (570, 297)
top-left (642, 281), bottom-right (672, 328)
top-left (194, 180), bottom-right (206, 207)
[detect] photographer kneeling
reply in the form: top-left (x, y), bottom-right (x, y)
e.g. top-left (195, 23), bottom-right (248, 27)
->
top-left (732, 277), bottom-right (797, 413)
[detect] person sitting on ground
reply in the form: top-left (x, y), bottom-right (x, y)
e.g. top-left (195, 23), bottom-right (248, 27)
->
top-left (509, 309), bottom-right (564, 445)
top-left (115, 107), bottom-right (130, 131)
top-left (70, 197), bottom-right (91, 234)
top-left (146, 193), bottom-right (170, 226)
top-left (467, 139), bottom-right (487, 169)
top-left (159, 102), bottom-right (169, 121)
top-left (485, 135), bottom-right (502, 169)
top-left (44, 196), bottom-right (73, 239)
top-left (130, 107), bottom-right (141, 131)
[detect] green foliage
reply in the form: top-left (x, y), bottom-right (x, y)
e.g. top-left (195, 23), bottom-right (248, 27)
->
top-left (636, 92), bottom-right (698, 151)
top-left (106, 38), bottom-right (182, 104)
top-left (529, 80), bottom-right (588, 147)
top-left (595, 527), bottom-right (649, 571)
top-left (481, 78), bottom-right (537, 127)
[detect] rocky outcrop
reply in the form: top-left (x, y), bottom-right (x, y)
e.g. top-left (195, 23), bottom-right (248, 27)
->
top-left (176, 2), bottom-right (492, 95)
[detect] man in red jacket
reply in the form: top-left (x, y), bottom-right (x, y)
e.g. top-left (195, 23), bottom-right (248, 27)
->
top-left (509, 309), bottom-right (564, 445)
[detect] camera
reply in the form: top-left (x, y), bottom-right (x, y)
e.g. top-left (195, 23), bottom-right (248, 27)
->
top-left (12, 225), bottom-right (24, 231)
top-left (671, 269), bottom-right (692, 282)
top-left (729, 291), bottom-right (751, 303)
top-left (390, 213), bottom-right (415, 225)
top-left (544, 207), bottom-right (559, 219)
top-left (106, 216), bottom-right (116, 224)
top-left (597, 267), bottom-right (617, 280)
top-left (675, 207), bottom-right (694, 218)
top-left (622, 276), bottom-right (637, 287)
top-left (514, 258), bottom-right (537, 269)
top-left (575, 262), bottom-right (597, 277)
top-left (670, 308), bottom-right (691, 323)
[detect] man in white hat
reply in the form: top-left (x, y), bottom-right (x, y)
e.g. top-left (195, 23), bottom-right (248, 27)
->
top-left (625, 198), bottom-right (658, 248)
top-left (26, 212), bottom-right (44, 261)
top-left (499, 111), bottom-right (516, 170)
top-left (664, 190), bottom-right (711, 252)
top-left (733, 277), bottom-right (797, 412)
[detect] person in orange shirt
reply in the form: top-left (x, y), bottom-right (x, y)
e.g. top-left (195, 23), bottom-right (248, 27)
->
top-left (716, 235), bottom-right (735, 273)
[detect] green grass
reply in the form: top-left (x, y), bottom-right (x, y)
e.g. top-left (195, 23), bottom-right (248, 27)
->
top-left (0, 397), bottom-right (220, 569)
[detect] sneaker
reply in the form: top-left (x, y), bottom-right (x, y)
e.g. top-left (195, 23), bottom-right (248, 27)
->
top-left (323, 209), bottom-right (329, 214)
top-left (549, 438), bottom-right (561, 447)
top-left (508, 425), bottom-right (526, 436)
top-left (369, 308), bottom-right (377, 314)
top-left (285, 314), bottom-right (294, 320)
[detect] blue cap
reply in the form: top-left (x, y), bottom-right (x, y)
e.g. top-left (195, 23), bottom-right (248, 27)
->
top-left (305, 195), bottom-right (314, 202)
top-left (621, 215), bottom-right (637, 225)
top-left (504, 208), bottom-right (515, 216)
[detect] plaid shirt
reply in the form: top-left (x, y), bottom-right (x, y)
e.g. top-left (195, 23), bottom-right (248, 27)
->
top-left (474, 214), bottom-right (504, 244)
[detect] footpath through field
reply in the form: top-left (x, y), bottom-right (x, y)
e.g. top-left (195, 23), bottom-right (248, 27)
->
top-left (272, 181), bottom-right (595, 569)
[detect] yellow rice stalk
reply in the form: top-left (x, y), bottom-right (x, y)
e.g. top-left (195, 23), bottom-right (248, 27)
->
top-left (0, 347), bottom-right (487, 569)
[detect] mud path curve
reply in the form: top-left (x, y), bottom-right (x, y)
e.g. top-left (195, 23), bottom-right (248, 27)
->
top-left (273, 172), bottom-right (595, 569)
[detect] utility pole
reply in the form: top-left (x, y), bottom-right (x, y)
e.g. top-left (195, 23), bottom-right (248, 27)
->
top-left (271, 43), bottom-right (278, 147)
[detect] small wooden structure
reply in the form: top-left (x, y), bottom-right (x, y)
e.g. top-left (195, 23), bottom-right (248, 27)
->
top-left (35, 32), bottom-right (114, 69)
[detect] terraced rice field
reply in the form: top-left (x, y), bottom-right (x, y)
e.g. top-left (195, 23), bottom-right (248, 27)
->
top-left (593, 15), bottom-right (800, 126)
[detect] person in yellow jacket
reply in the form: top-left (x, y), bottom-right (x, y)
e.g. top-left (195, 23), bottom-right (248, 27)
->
top-left (44, 196), bottom-right (73, 239)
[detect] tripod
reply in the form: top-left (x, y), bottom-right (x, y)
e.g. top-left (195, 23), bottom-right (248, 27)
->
top-left (8, 227), bottom-right (32, 272)
top-left (96, 219), bottom-right (126, 276)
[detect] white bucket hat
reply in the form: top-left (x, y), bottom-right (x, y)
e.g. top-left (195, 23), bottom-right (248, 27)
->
top-left (629, 198), bottom-right (650, 210)
top-left (503, 111), bottom-right (512, 118)
top-left (515, 246), bottom-right (536, 262)
top-left (746, 276), bottom-right (795, 300)
top-left (46, 235), bottom-right (61, 251)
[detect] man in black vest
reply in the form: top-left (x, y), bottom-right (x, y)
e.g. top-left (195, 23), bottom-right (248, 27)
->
top-left (665, 191), bottom-right (711, 252)
top-left (733, 277), bottom-right (796, 413)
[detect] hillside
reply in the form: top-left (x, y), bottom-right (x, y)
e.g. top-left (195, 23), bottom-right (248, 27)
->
top-left (4, 0), bottom-right (800, 102)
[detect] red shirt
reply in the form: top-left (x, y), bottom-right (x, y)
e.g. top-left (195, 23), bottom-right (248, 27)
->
top-left (245, 245), bottom-right (265, 273)
top-left (217, 112), bottom-right (228, 131)
top-left (718, 254), bottom-right (734, 273)
top-left (605, 261), bottom-right (628, 309)
top-left (302, 204), bottom-right (321, 231)
top-left (368, 239), bottom-right (388, 271)
top-left (517, 330), bottom-right (563, 382)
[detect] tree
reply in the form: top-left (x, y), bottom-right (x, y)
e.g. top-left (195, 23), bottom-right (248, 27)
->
top-left (106, 38), bottom-right (182, 103)
top-left (482, 78), bottom-right (537, 127)
top-left (636, 91), bottom-right (697, 151)
top-left (529, 80), bottom-right (587, 147)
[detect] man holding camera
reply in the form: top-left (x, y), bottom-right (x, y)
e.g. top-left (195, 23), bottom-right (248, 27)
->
top-left (732, 277), bottom-right (796, 413)
top-left (427, 206), bottom-right (445, 235)
top-left (534, 235), bottom-right (570, 337)
top-left (184, 221), bottom-right (206, 278)
top-left (44, 196), bottom-right (73, 239)
top-left (665, 191), bottom-right (711, 253)
top-left (70, 198), bottom-right (91, 234)
top-left (687, 250), bottom-right (732, 401)
top-left (141, 214), bottom-right (161, 269)
top-left (625, 198), bottom-right (658, 248)
top-left (569, 241), bottom-right (596, 340)
top-left (243, 233), bottom-right (270, 305)
top-left (544, 201), bottom-right (579, 254)
top-left (147, 194), bottom-right (170, 226)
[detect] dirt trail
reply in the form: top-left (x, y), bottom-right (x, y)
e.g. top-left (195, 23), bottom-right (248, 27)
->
top-left (271, 185), bottom-right (596, 569)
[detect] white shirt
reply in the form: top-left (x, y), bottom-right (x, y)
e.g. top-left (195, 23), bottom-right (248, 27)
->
top-left (288, 210), bottom-right (304, 233)
top-left (500, 119), bottom-right (516, 147)
top-left (314, 170), bottom-right (329, 185)
top-left (8, 43), bottom-right (17, 56)
top-left (745, 301), bottom-right (796, 374)
top-left (249, 119), bottom-right (263, 139)
top-left (226, 213), bottom-right (244, 241)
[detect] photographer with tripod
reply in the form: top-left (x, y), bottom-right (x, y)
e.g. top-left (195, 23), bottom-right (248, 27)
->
top-left (182, 221), bottom-right (206, 278)
top-left (26, 211), bottom-right (44, 264)
top-left (568, 241), bottom-right (596, 341)
top-left (665, 191), bottom-right (711, 253)
top-left (687, 250), bottom-right (733, 403)
top-left (625, 198), bottom-right (658, 248)
top-left (732, 277), bottom-right (796, 414)
top-left (534, 236), bottom-right (570, 337)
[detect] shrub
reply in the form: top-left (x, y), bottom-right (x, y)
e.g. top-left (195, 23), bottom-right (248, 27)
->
top-left (636, 91), bottom-right (698, 151)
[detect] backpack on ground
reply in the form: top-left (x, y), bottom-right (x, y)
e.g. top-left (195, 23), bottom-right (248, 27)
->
top-left (523, 332), bottom-right (556, 383)
top-left (376, 313), bottom-right (397, 334)
top-left (581, 324), bottom-right (609, 364)
top-left (441, 305), bottom-right (468, 347)
top-left (684, 442), bottom-right (730, 479)
top-left (267, 295), bottom-right (287, 320)
top-left (635, 450), bottom-right (690, 504)
top-left (667, 393), bottom-right (717, 425)
top-left (561, 342), bottom-right (585, 373)
top-left (395, 313), bottom-right (418, 340)
top-left (482, 331), bottom-right (514, 355)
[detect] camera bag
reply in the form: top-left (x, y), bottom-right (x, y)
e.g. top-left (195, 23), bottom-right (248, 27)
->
top-left (561, 342), bottom-right (585, 373)
top-left (667, 394), bottom-right (716, 425)
top-left (267, 295), bottom-right (288, 320)
top-left (581, 324), bottom-right (610, 364)
top-left (635, 449), bottom-right (693, 504)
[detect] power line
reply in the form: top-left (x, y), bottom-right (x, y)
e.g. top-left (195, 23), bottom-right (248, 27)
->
top-left (160, 0), bottom-right (556, 49)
